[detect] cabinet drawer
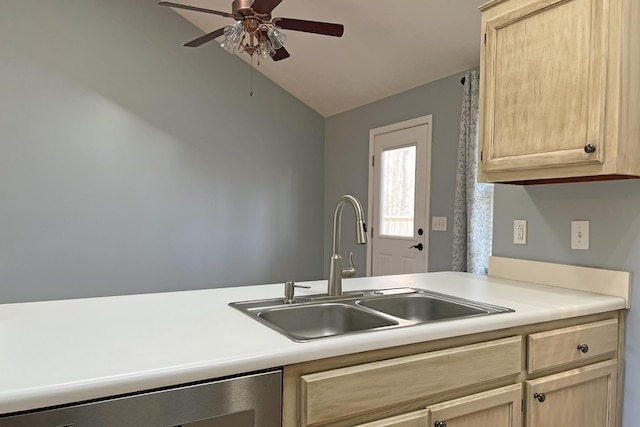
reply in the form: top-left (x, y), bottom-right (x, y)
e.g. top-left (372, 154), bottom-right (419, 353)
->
top-left (527, 319), bottom-right (618, 374)
top-left (300, 336), bottom-right (522, 426)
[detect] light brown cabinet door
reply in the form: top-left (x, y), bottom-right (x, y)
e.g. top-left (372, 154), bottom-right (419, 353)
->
top-left (300, 337), bottom-right (521, 426)
top-left (481, 0), bottom-right (608, 173)
top-left (525, 360), bottom-right (617, 427)
top-left (427, 384), bottom-right (522, 427)
top-left (355, 385), bottom-right (522, 427)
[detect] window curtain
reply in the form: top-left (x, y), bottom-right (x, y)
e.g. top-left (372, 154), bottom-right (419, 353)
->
top-left (452, 70), bottom-right (494, 274)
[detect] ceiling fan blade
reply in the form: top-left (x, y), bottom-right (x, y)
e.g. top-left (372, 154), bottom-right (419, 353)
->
top-left (158, 2), bottom-right (234, 18)
top-left (184, 28), bottom-right (225, 47)
top-left (251, 0), bottom-right (283, 15)
top-left (272, 46), bottom-right (291, 61)
top-left (274, 18), bottom-right (344, 37)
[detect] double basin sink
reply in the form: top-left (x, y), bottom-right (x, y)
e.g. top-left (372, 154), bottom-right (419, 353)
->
top-left (230, 287), bottom-right (514, 342)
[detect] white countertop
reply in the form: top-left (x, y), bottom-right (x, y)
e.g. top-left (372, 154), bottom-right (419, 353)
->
top-left (0, 272), bottom-right (626, 414)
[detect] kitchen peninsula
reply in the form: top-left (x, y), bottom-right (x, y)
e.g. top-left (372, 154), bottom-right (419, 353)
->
top-left (0, 258), bottom-right (629, 426)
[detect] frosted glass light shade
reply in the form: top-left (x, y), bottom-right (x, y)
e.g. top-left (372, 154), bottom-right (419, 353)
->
top-left (259, 41), bottom-right (276, 58)
top-left (220, 38), bottom-right (238, 53)
top-left (224, 21), bottom-right (243, 42)
top-left (267, 27), bottom-right (287, 50)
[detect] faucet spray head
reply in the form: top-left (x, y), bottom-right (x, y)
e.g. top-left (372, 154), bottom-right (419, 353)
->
top-left (356, 219), bottom-right (368, 245)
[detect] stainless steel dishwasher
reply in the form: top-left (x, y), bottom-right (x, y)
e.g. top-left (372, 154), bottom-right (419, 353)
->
top-left (0, 370), bottom-right (281, 427)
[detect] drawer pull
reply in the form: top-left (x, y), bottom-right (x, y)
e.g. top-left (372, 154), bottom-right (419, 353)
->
top-left (534, 392), bottom-right (546, 403)
top-left (434, 421), bottom-right (447, 427)
top-left (577, 344), bottom-right (589, 353)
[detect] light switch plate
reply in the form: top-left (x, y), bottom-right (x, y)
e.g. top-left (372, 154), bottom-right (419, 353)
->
top-left (571, 220), bottom-right (589, 250)
top-left (432, 216), bottom-right (447, 232)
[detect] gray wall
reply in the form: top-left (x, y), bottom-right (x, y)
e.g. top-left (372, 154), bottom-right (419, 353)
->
top-left (492, 181), bottom-right (640, 427)
top-left (0, 0), bottom-right (325, 303)
top-left (324, 71), bottom-right (468, 274)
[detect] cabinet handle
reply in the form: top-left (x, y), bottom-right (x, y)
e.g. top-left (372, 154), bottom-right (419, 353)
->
top-left (534, 392), bottom-right (546, 403)
top-left (434, 421), bottom-right (447, 427)
top-left (584, 144), bottom-right (596, 153)
top-left (577, 343), bottom-right (589, 353)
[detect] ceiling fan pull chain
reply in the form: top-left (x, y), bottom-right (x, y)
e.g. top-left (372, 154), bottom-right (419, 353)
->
top-left (250, 55), bottom-right (254, 96)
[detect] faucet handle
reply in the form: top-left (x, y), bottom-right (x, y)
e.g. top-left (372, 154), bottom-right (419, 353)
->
top-left (284, 281), bottom-right (311, 304)
top-left (341, 252), bottom-right (357, 278)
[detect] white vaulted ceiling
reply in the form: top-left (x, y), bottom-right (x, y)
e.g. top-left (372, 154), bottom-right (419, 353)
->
top-left (166, 0), bottom-right (484, 117)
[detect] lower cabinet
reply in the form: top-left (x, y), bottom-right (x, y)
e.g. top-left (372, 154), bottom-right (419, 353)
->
top-left (282, 312), bottom-right (622, 427)
top-left (525, 360), bottom-right (617, 427)
top-left (355, 384), bottom-right (523, 427)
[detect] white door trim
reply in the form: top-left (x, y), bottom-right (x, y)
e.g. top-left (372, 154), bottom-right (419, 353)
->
top-left (366, 115), bottom-right (433, 276)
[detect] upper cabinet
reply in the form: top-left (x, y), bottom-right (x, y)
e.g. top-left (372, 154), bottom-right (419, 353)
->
top-left (478, 0), bottom-right (640, 184)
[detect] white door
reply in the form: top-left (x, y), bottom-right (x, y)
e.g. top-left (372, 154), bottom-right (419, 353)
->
top-left (367, 116), bottom-right (431, 276)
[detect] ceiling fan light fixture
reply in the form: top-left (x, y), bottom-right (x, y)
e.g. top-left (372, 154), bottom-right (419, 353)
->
top-left (160, 0), bottom-right (344, 62)
top-left (267, 27), bottom-right (287, 50)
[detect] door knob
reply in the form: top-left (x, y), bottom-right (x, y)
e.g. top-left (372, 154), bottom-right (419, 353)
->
top-left (409, 243), bottom-right (424, 251)
top-left (534, 392), bottom-right (546, 403)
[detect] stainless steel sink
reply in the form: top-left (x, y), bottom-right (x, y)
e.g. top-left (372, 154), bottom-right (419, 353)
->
top-left (230, 288), bottom-right (513, 342)
top-left (257, 303), bottom-right (397, 341)
top-left (357, 293), bottom-right (488, 322)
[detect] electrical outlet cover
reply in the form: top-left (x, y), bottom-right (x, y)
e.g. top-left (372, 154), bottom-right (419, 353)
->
top-left (513, 220), bottom-right (527, 245)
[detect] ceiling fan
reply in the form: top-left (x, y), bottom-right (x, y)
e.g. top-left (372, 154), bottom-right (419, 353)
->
top-left (159, 0), bottom-right (344, 61)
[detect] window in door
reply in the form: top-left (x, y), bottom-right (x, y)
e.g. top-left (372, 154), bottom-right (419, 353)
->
top-left (380, 145), bottom-right (416, 238)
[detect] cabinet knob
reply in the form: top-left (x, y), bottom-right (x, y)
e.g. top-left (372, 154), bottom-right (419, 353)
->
top-left (584, 144), bottom-right (597, 153)
top-left (577, 343), bottom-right (589, 353)
top-left (534, 392), bottom-right (546, 403)
top-left (434, 421), bottom-right (447, 427)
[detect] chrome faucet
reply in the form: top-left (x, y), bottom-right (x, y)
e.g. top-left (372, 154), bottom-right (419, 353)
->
top-left (328, 195), bottom-right (368, 296)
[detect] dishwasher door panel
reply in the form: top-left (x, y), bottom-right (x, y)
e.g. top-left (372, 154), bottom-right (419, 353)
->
top-left (0, 370), bottom-right (281, 427)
